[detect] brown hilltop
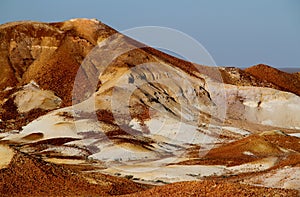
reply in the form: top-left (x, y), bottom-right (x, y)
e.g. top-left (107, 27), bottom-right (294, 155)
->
top-left (245, 64), bottom-right (300, 96)
top-left (0, 19), bottom-right (117, 106)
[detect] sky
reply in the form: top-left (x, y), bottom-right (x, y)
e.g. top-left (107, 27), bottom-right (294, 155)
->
top-left (0, 0), bottom-right (299, 68)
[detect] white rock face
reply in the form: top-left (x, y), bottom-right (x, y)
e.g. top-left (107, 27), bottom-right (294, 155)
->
top-left (13, 81), bottom-right (62, 113)
top-left (208, 81), bottom-right (300, 129)
top-left (97, 61), bottom-right (224, 124)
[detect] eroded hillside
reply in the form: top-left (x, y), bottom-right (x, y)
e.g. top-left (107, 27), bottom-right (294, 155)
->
top-left (0, 19), bottom-right (299, 196)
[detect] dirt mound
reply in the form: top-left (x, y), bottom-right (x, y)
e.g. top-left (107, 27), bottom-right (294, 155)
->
top-left (0, 149), bottom-right (148, 197)
top-left (262, 134), bottom-right (300, 153)
top-left (208, 135), bottom-right (284, 156)
top-left (125, 180), bottom-right (298, 197)
top-left (245, 64), bottom-right (300, 96)
top-left (181, 135), bottom-right (286, 166)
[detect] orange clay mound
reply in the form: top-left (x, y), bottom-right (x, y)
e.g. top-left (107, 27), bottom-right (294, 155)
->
top-left (245, 64), bottom-right (300, 96)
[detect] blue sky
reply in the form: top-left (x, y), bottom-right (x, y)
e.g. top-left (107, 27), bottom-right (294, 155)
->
top-left (1, 0), bottom-right (299, 68)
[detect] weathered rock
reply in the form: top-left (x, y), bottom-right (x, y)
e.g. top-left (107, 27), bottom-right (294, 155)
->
top-left (13, 81), bottom-right (61, 113)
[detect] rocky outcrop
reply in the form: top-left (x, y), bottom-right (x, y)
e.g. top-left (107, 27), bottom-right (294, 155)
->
top-left (221, 83), bottom-right (300, 129)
